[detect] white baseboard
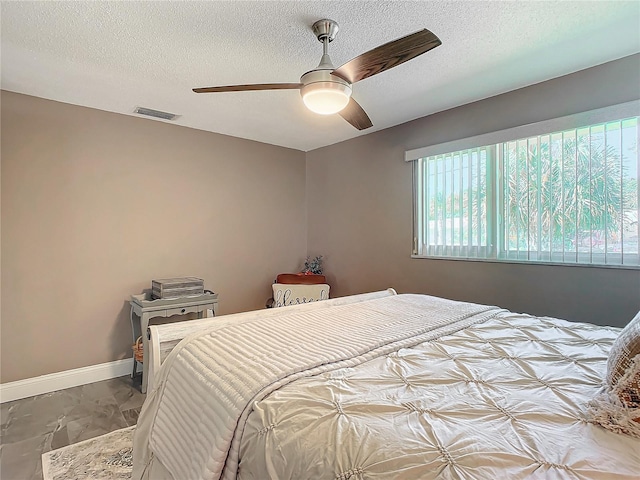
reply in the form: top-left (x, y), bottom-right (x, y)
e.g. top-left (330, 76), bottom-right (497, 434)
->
top-left (0, 358), bottom-right (134, 403)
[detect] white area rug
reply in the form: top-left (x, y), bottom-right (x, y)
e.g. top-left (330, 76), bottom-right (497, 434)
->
top-left (42, 426), bottom-right (134, 480)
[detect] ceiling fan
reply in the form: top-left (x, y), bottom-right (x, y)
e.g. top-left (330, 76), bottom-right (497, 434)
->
top-left (193, 19), bottom-right (441, 130)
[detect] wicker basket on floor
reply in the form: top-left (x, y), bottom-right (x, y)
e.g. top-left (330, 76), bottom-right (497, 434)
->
top-left (132, 336), bottom-right (143, 363)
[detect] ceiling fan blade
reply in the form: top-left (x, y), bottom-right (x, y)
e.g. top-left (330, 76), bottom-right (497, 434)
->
top-left (193, 83), bottom-right (302, 93)
top-left (339, 97), bottom-right (373, 130)
top-left (332, 29), bottom-right (441, 84)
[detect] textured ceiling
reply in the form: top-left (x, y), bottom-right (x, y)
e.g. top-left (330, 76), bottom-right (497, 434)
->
top-left (2, 1), bottom-right (639, 151)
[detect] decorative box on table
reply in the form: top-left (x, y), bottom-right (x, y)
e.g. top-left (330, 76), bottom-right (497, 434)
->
top-left (151, 277), bottom-right (204, 299)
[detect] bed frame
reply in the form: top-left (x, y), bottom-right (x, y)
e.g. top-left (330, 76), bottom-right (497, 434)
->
top-left (146, 288), bottom-right (398, 392)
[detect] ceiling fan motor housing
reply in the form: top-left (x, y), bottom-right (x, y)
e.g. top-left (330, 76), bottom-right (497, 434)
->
top-left (300, 69), bottom-right (351, 90)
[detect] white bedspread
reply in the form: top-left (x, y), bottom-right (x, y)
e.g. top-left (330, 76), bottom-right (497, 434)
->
top-left (133, 293), bottom-right (640, 480)
top-left (133, 294), bottom-right (501, 480)
top-left (240, 309), bottom-right (640, 479)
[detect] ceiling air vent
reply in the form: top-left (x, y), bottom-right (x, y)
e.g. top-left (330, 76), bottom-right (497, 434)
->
top-left (133, 107), bottom-right (180, 121)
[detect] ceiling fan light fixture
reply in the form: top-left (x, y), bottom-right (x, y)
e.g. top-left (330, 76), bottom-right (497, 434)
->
top-left (301, 82), bottom-right (352, 115)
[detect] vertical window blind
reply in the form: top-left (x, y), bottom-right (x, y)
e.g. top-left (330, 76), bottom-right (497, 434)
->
top-left (408, 101), bottom-right (640, 268)
top-left (416, 146), bottom-right (493, 258)
top-left (501, 119), bottom-right (638, 265)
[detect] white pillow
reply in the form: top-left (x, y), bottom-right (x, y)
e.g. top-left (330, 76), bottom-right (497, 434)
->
top-left (588, 311), bottom-right (640, 438)
top-left (272, 283), bottom-right (330, 307)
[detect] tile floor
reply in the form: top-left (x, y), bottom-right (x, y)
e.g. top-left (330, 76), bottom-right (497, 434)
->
top-left (0, 375), bottom-right (145, 480)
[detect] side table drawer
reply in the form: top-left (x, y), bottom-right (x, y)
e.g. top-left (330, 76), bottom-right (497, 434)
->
top-left (165, 305), bottom-right (199, 317)
top-left (197, 303), bottom-right (216, 313)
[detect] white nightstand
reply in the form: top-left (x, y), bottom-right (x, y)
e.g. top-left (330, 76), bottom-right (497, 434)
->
top-left (130, 292), bottom-right (219, 393)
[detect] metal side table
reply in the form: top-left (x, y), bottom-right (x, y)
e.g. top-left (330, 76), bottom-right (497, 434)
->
top-left (130, 292), bottom-right (219, 393)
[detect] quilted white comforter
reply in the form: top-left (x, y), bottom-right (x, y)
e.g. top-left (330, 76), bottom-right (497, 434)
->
top-left (133, 293), bottom-right (640, 480)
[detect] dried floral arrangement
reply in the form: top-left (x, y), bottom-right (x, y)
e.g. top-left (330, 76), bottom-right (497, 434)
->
top-left (302, 255), bottom-right (323, 275)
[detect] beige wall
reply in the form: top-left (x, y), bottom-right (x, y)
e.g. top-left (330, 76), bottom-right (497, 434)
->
top-left (306, 54), bottom-right (640, 328)
top-left (1, 91), bottom-right (307, 383)
top-left (2, 55), bottom-right (640, 383)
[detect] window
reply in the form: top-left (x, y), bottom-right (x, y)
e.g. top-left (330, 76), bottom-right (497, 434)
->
top-left (408, 102), bottom-right (640, 268)
top-left (414, 146), bottom-right (495, 259)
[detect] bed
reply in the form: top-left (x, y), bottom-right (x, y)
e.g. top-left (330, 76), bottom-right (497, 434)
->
top-left (132, 289), bottom-right (640, 480)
